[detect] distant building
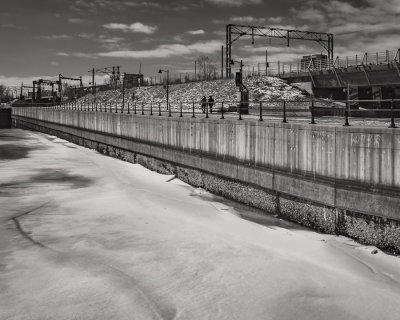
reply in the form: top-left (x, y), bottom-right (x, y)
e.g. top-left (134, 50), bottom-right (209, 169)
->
top-left (301, 54), bottom-right (328, 71)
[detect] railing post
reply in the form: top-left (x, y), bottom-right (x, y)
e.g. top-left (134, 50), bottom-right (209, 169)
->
top-left (238, 102), bottom-right (242, 120)
top-left (127, 102), bottom-right (130, 114)
top-left (142, 102), bottom-right (144, 115)
top-left (206, 102), bottom-right (209, 118)
top-left (192, 102), bottom-right (195, 118)
top-left (134, 102), bottom-right (137, 114)
top-left (310, 100), bottom-right (316, 124)
top-left (115, 102), bottom-right (117, 113)
top-left (150, 102), bottom-right (153, 115)
top-left (158, 102), bottom-right (161, 116)
top-left (344, 99), bottom-right (350, 126)
top-left (221, 102), bottom-right (225, 119)
top-left (168, 103), bottom-right (172, 117)
top-left (180, 102), bottom-right (183, 117)
top-left (283, 101), bottom-right (287, 123)
top-left (389, 99), bottom-right (397, 128)
top-left (259, 101), bottom-right (263, 121)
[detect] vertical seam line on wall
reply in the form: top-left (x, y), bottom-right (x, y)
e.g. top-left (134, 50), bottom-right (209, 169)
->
top-left (392, 130), bottom-right (395, 187)
top-left (272, 123), bottom-right (276, 191)
top-left (334, 126), bottom-right (337, 208)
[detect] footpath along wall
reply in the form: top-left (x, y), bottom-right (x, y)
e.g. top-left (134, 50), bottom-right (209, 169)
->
top-left (12, 107), bottom-right (400, 252)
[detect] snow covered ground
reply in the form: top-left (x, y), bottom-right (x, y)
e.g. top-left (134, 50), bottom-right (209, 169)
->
top-left (1, 129), bottom-right (400, 320)
top-left (77, 76), bottom-right (307, 110)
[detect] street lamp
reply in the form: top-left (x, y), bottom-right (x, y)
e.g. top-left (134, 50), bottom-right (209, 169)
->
top-left (230, 59), bottom-right (244, 75)
top-left (230, 59), bottom-right (249, 115)
top-left (158, 69), bottom-right (169, 110)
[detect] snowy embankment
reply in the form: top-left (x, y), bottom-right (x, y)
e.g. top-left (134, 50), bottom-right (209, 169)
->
top-left (77, 76), bottom-right (307, 110)
top-left (1, 129), bottom-right (400, 320)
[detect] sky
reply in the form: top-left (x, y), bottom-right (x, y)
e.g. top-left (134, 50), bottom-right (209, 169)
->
top-left (0, 0), bottom-right (400, 87)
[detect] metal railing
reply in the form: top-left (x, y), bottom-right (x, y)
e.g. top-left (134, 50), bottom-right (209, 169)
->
top-left (239, 48), bottom-right (400, 78)
top-left (18, 98), bottom-right (400, 128)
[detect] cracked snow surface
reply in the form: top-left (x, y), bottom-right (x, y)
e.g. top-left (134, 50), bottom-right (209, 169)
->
top-left (1, 129), bottom-right (400, 320)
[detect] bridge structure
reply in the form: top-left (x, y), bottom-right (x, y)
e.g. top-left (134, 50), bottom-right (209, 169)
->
top-left (257, 48), bottom-right (400, 102)
top-left (278, 49), bottom-right (400, 100)
top-left (10, 104), bottom-right (400, 253)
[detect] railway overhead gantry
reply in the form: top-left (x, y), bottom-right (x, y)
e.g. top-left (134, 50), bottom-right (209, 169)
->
top-left (59, 74), bottom-right (83, 102)
top-left (226, 24), bottom-right (334, 78)
top-left (89, 66), bottom-right (121, 93)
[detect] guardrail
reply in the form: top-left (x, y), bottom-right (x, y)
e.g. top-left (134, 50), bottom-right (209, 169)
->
top-left (241, 48), bottom-right (400, 77)
top-left (15, 98), bottom-right (400, 128)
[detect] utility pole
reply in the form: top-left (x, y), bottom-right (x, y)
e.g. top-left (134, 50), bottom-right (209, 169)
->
top-left (265, 49), bottom-right (268, 76)
top-left (158, 69), bottom-right (169, 110)
top-left (92, 68), bottom-right (95, 94)
top-left (166, 71), bottom-right (169, 109)
top-left (221, 45), bottom-right (224, 79)
top-left (122, 73), bottom-right (125, 109)
top-left (194, 60), bottom-right (197, 81)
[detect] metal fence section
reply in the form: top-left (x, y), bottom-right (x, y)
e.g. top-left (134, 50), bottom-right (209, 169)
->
top-left (236, 48), bottom-right (400, 78)
top-left (19, 98), bottom-right (400, 129)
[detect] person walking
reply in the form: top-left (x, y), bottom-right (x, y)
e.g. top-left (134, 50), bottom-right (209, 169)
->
top-left (208, 95), bottom-right (215, 114)
top-left (201, 95), bottom-right (207, 113)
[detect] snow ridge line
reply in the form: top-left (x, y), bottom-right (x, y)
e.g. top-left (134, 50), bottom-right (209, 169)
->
top-left (10, 203), bottom-right (49, 249)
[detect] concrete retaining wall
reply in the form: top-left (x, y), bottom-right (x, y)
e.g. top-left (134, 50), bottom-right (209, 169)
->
top-left (12, 107), bottom-right (400, 252)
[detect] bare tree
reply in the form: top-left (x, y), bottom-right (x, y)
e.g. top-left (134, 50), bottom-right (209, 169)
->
top-left (62, 83), bottom-right (76, 101)
top-left (196, 56), bottom-right (217, 81)
top-left (0, 85), bottom-right (12, 103)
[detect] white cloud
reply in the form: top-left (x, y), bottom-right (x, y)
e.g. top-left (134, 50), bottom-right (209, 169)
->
top-left (205, 0), bottom-right (262, 6)
top-left (104, 22), bottom-right (158, 34)
top-left (71, 0), bottom-right (162, 12)
top-left (98, 40), bottom-right (222, 58)
top-left (268, 17), bottom-right (283, 23)
top-left (229, 16), bottom-right (266, 25)
top-left (214, 15), bottom-right (283, 26)
top-left (68, 18), bottom-right (85, 23)
top-left (37, 34), bottom-right (73, 40)
top-left (78, 33), bottom-right (95, 39)
top-left (187, 29), bottom-right (206, 35)
top-left (172, 35), bottom-right (185, 42)
top-left (330, 21), bottom-right (400, 35)
top-left (1, 23), bottom-right (18, 28)
top-left (0, 74), bottom-right (112, 88)
top-left (277, 0), bottom-right (400, 63)
top-left (292, 0), bottom-right (400, 36)
top-left (0, 75), bottom-right (55, 87)
top-left (56, 52), bottom-right (97, 58)
top-left (213, 30), bottom-right (225, 36)
top-left (77, 33), bottom-right (125, 49)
